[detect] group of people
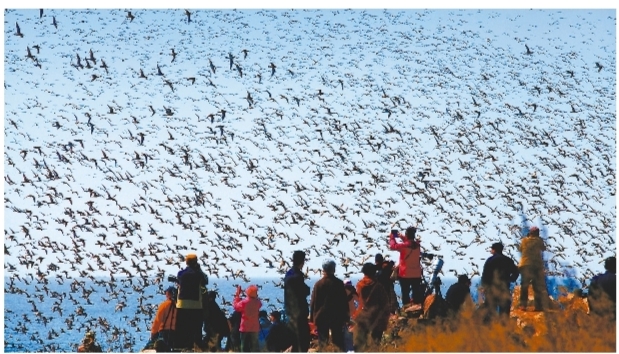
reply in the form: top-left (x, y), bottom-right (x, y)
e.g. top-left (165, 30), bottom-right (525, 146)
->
top-left (135, 225), bottom-right (615, 352)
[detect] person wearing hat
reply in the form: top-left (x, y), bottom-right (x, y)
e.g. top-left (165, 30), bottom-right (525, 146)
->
top-left (284, 250), bottom-right (311, 352)
top-left (175, 253), bottom-right (208, 349)
top-left (78, 331), bottom-right (102, 352)
top-left (445, 275), bottom-right (472, 314)
top-left (518, 226), bottom-right (547, 312)
top-left (266, 310), bottom-right (295, 352)
top-left (481, 242), bottom-right (520, 318)
top-left (148, 286), bottom-right (178, 349)
top-left (389, 226), bottom-right (424, 306)
top-left (233, 284), bottom-right (262, 352)
top-left (588, 256), bottom-right (616, 319)
top-left (309, 259), bottom-right (349, 351)
top-left (352, 263), bottom-right (390, 352)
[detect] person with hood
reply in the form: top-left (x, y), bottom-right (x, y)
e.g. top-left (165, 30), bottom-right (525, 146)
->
top-left (284, 250), bottom-right (311, 352)
top-left (352, 263), bottom-right (390, 351)
top-left (518, 226), bottom-right (547, 311)
top-left (481, 243), bottom-right (519, 318)
top-left (176, 253), bottom-right (208, 350)
top-left (389, 226), bottom-right (424, 306)
top-left (310, 259), bottom-right (349, 351)
top-left (233, 284), bottom-right (262, 352)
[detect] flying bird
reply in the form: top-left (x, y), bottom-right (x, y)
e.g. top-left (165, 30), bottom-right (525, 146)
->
top-left (15, 22), bottom-right (23, 38)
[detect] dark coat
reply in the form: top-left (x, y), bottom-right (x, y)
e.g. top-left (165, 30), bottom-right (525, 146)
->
top-left (589, 271), bottom-right (616, 315)
top-left (310, 274), bottom-right (349, 327)
top-left (177, 265), bottom-right (208, 304)
top-left (376, 260), bottom-right (395, 290)
top-left (481, 253), bottom-right (519, 289)
top-left (266, 321), bottom-right (294, 352)
top-left (284, 267), bottom-right (310, 320)
top-left (445, 282), bottom-right (470, 312)
top-left (204, 296), bottom-right (230, 338)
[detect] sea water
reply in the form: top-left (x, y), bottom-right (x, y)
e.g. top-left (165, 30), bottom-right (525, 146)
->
top-left (3, 275), bottom-right (579, 352)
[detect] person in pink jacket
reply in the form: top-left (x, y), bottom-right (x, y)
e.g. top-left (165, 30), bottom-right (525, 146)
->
top-left (389, 226), bottom-right (424, 306)
top-left (233, 285), bottom-right (262, 352)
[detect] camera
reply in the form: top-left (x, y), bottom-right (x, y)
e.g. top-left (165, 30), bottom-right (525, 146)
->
top-left (391, 229), bottom-right (399, 237)
top-left (167, 275), bottom-right (178, 283)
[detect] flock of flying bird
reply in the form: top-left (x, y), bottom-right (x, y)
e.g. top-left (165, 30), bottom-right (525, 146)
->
top-left (3, 8), bottom-right (616, 352)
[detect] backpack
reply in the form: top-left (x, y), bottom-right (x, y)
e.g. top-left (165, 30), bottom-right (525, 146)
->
top-left (422, 293), bottom-right (449, 320)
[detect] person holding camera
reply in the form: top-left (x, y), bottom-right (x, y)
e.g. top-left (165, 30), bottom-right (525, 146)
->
top-left (233, 284), bottom-right (262, 352)
top-left (389, 226), bottom-right (424, 306)
top-left (175, 253), bottom-right (208, 350)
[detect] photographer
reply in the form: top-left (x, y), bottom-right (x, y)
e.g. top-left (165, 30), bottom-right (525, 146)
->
top-left (389, 226), bottom-right (425, 306)
top-left (175, 253), bottom-right (208, 350)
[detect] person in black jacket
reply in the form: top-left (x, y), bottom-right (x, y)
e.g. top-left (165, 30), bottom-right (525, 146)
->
top-left (445, 275), bottom-right (472, 314)
top-left (375, 253), bottom-right (398, 314)
top-left (266, 311), bottom-right (294, 352)
top-left (481, 243), bottom-right (519, 318)
top-left (588, 256), bottom-right (616, 319)
top-left (203, 291), bottom-right (230, 352)
top-left (176, 253), bottom-right (208, 350)
top-left (284, 250), bottom-right (311, 352)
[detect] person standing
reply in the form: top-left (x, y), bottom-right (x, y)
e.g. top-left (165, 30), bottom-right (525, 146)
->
top-left (389, 226), bottom-right (424, 306)
top-left (588, 256), bottom-right (616, 318)
top-left (343, 279), bottom-right (358, 352)
top-left (344, 279), bottom-right (359, 321)
top-left (352, 263), bottom-right (390, 352)
top-left (375, 253), bottom-right (399, 314)
top-left (481, 243), bottom-right (520, 318)
top-left (203, 290), bottom-right (230, 352)
top-left (518, 226), bottom-right (547, 312)
top-left (310, 259), bottom-right (349, 351)
top-left (233, 285), bottom-right (262, 352)
top-left (176, 253), bottom-right (208, 350)
top-left (284, 250), bottom-right (311, 352)
top-left (149, 286), bottom-right (177, 349)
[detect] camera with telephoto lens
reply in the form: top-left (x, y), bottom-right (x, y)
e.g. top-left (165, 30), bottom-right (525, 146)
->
top-left (167, 275), bottom-right (178, 283)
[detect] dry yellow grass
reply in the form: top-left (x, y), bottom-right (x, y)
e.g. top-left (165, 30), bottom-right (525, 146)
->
top-left (378, 287), bottom-right (616, 352)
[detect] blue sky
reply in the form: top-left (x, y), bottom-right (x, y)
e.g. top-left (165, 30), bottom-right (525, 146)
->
top-left (1, 4), bottom-right (617, 351)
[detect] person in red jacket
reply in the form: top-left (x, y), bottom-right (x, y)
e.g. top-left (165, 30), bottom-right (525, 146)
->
top-left (352, 263), bottom-right (390, 351)
top-left (233, 284), bottom-right (262, 352)
top-left (389, 226), bottom-right (424, 305)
